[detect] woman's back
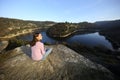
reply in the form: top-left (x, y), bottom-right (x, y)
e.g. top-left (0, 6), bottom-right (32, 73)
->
top-left (31, 41), bottom-right (45, 61)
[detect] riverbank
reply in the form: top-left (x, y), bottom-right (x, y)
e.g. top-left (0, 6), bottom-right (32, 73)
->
top-left (0, 28), bottom-right (39, 41)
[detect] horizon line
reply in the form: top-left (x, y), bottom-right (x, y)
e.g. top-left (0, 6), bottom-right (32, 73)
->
top-left (0, 16), bottom-right (120, 23)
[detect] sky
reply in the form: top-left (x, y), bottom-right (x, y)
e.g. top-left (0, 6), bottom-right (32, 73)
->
top-left (0, 0), bottom-right (120, 22)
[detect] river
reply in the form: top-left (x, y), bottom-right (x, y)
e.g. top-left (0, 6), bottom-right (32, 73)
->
top-left (17, 31), bottom-right (115, 51)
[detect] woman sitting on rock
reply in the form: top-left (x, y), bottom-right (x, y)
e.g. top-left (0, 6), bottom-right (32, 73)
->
top-left (30, 33), bottom-right (52, 61)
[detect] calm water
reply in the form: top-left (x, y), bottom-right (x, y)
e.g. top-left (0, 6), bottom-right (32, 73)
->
top-left (17, 32), bottom-right (58, 44)
top-left (17, 32), bottom-right (114, 51)
top-left (66, 32), bottom-right (114, 51)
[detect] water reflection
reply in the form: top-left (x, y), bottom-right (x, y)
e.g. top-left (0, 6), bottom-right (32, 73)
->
top-left (66, 32), bottom-right (114, 51)
top-left (16, 32), bottom-right (58, 44)
top-left (41, 32), bottom-right (58, 44)
top-left (17, 32), bottom-right (114, 51)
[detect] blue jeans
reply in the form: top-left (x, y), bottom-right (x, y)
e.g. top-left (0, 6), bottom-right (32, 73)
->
top-left (42, 48), bottom-right (53, 60)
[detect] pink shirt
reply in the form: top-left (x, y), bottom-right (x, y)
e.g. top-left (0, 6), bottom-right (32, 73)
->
top-left (31, 42), bottom-right (45, 61)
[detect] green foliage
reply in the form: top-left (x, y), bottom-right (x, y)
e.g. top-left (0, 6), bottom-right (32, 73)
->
top-left (47, 23), bottom-right (77, 38)
top-left (0, 17), bottom-right (37, 37)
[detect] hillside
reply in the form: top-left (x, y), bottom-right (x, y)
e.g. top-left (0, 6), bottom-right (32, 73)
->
top-left (47, 22), bottom-right (97, 39)
top-left (27, 20), bottom-right (55, 28)
top-left (95, 20), bottom-right (120, 47)
top-left (0, 17), bottom-right (55, 39)
top-left (0, 17), bottom-right (98, 40)
top-left (95, 20), bottom-right (120, 28)
top-left (0, 17), bottom-right (36, 38)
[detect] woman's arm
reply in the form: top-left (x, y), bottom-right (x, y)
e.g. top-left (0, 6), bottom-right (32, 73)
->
top-left (40, 42), bottom-right (45, 55)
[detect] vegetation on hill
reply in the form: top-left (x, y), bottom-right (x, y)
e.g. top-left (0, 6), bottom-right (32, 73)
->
top-left (47, 22), bottom-right (97, 39)
top-left (47, 22), bottom-right (77, 38)
top-left (0, 17), bottom-right (55, 38)
top-left (27, 20), bottom-right (55, 28)
top-left (0, 17), bottom-right (37, 37)
top-left (95, 20), bottom-right (120, 47)
top-left (95, 20), bottom-right (120, 29)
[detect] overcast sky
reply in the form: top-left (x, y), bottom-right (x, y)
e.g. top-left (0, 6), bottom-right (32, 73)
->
top-left (0, 0), bottom-right (120, 22)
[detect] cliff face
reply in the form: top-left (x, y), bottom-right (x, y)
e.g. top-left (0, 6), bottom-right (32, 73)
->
top-left (0, 45), bottom-right (115, 80)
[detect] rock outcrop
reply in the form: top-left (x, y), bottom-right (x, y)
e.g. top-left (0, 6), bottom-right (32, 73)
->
top-left (0, 41), bottom-right (8, 53)
top-left (0, 44), bottom-right (115, 80)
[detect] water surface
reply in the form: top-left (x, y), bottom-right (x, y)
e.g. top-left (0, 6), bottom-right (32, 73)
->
top-left (17, 32), bottom-right (114, 51)
top-left (66, 32), bottom-right (114, 51)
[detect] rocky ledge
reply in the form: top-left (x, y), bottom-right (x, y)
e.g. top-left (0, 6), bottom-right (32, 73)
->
top-left (0, 45), bottom-right (115, 80)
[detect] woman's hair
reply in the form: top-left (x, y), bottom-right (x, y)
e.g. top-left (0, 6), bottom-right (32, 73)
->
top-left (30, 33), bottom-right (40, 46)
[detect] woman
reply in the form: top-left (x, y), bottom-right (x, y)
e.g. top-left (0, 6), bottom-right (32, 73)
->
top-left (30, 33), bottom-right (52, 61)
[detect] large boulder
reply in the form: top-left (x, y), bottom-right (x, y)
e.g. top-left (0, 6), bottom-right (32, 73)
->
top-left (0, 45), bottom-right (115, 80)
top-left (0, 41), bottom-right (8, 53)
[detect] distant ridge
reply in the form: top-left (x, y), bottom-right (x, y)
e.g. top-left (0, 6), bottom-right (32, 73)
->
top-left (95, 19), bottom-right (120, 28)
